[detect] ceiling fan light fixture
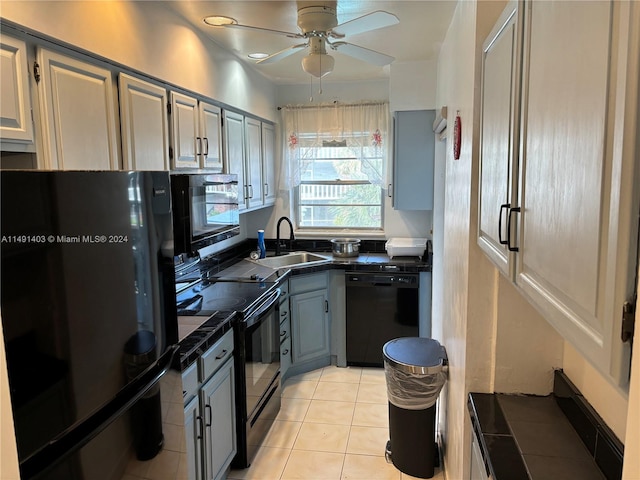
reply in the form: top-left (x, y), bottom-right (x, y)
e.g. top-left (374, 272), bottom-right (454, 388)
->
top-left (203, 15), bottom-right (237, 27)
top-left (302, 52), bottom-right (334, 78)
top-left (248, 52), bottom-right (269, 60)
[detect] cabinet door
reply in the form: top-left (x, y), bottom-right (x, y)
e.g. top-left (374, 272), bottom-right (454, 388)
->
top-left (291, 290), bottom-right (330, 364)
top-left (517, 0), bottom-right (638, 383)
top-left (184, 396), bottom-right (203, 480)
top-left (201, 357), bottom-right (236, 480)
top-left (37, 48), bottom-right (118, 170)
top-left (224, 110), bottom-right (247, 211)
top-left (199, 101), bottom-right (223, 171)
top-left (392, 110), bottom-right (436, 210)
top-left (0, 34), bottom-right (34, 146)
top-left (477, 2), bottom-right (522, 277)
top-left (244, 116), bottom-right (263, 210)
top-left (118, 73), bottom-right (169, 170)
top-left (170, 91), bottom-right (199, 169)
top-left (262, 122), bottom-right (277, 207)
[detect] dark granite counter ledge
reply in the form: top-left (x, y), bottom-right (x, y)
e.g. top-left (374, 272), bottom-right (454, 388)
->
top-left (468, 372), bottom-right (623, 480)
top-left (174, 311), bottom-right (236, 371)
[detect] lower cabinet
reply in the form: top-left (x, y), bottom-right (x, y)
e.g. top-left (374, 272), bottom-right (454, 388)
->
top-left (183, 329), bottom-right (236, 480)
top-left (279, 280), bottom-right (292, 381)
top-left (290, 273), bottom-right (330, 366)
top-left (469, 430), bottom-right (489, 480)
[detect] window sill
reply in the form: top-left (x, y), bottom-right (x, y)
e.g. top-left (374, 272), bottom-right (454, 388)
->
top-left (294, 230), bottom-right (387, 240)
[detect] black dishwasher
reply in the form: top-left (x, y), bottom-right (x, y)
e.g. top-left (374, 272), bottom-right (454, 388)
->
top-left (346, 272), bottom-right (419, 367)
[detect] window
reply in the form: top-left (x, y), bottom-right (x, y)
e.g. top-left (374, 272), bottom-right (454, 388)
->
top-left (282, 102), bottom-right (389, 230)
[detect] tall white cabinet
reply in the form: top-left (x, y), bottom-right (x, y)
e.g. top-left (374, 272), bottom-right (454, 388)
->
top-left (0, 34), bottom-right (34, 149)
top-left (478, 0), bottom-right (640, 386)
top-left (36, 48), bottom-right (119, 170)
top-left (261, 122), bottom-right (277, 207)
top-left (118, 73), bottom-right (169, 171)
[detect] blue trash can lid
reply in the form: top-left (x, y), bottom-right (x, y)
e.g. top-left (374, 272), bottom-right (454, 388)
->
top-left (383, 337), bottom-right (447, 374)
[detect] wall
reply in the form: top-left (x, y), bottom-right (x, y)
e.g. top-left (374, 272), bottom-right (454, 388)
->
top-left (433, 3), bottom-right (478, 479)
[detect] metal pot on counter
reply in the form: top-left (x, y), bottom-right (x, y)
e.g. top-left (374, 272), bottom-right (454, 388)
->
top-left (330, 238), bottom-right (360, 257)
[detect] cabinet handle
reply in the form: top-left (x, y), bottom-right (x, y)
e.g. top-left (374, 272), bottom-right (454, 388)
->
top-left (282, 349), bottom-right (289, 355)
top-left (388, 184), bottom-right (392, 198)
top-left (203, 137), bottom-right (209, 156)
top-left (498, 203), bottom-right (510, 245)
top-left (205, 404), bottom-right (212, 428)
top-left (196, 415), bottom-right (203, 440)
top-left (507, 207), bottom-right (521, 252)
top-left (264, 183), bottom-right (269, 196)
top-left (196, 137), bottom-right (202, 156)
top-left (215, 349), bottom-right (227, 360)
top-left (248, 184), bottom-right (253, 199)
top-left (244, 185), bottom-right (250, 200)
top-left (325, 300), bottom-right (329, 313)
top-left (280, 330), bottom-right (287, 337)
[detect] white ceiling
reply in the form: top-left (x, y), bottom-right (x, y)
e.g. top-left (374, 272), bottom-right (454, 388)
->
top-left (164, 1), bottom-right (457, 85)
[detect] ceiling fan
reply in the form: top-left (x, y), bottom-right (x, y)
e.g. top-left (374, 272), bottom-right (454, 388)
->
top-left (206, 4), bottom-right (399, 78)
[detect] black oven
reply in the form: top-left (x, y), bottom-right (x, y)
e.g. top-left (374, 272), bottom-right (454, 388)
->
top-left (233, 288), bottom-right (281, 469)
top-left (170, 172), bottom-right (239, 255)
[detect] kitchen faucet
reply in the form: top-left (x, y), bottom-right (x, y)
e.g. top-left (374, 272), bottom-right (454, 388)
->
top-left (275, 216), bottom-right (295, 256)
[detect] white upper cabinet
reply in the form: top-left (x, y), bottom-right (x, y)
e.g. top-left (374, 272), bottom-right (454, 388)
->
top-left (118, 73), bottom-right (169, 171)
top-left (170, 91), bottom-right (199, 169)
top-left (244, 116), bottom-right (263, 210)
top-left (223, 110), bottom-right (247, 212)
top-left (262, 122), bottom-right (277, 207)
top-left (36, 48), bottom-right (119, 170)
top-left (479, 0), bottom-right (640, 386)
top-left (0, 34), bottom-right (34, 148)
top-left (199, 101), bottom-right (223, 171)
top-left (170, 92), bottom-right (224, 171)
top-left (477, 1), bottom-right (522, 278)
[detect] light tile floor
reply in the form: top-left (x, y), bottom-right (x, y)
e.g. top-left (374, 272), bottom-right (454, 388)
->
top-left (228, 366), bottom-right (444, 480)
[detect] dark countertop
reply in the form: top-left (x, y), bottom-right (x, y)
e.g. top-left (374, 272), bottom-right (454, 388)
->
top-left (468, 392), bottom-right (608, 480)
top-left (175, 245), bottom-right (430, 371)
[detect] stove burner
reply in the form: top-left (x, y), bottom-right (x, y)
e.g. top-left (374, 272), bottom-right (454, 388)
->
top-left (204, 297), bottom-right (247, 310)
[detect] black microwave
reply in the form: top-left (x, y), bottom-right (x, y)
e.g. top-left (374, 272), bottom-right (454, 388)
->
top-left (171, 172), bottom-right (239, 255)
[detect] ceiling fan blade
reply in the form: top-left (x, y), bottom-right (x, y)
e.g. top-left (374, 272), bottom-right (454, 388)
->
top-left (331, 42), bottom-right (395, 66)
top-left (256, 43), bottom-right (308, 64)
top-left (331, 11), bottom-right (399, 38)
top-left (224, 23), bottom-right (303, 39)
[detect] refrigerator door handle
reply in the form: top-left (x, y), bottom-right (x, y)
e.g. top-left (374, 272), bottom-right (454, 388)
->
top-left (20, 344), bottom-right (180, 480)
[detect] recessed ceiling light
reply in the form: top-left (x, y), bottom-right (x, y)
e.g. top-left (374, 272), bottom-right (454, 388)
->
top-left (203, 16), bottom-right (237, 27)
top-left (248, 53), bottom-right (269, 60)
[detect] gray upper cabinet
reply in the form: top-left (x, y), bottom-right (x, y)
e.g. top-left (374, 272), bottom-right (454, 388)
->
top-left (118, 73), bottom-right (170, 171)
top-left (478, 1), bottom-right (522, 278)
top-left (261, 122), bottom-right (277, 207)
top-left (0, 33), bottom-right (34, 150)
top-left (391, 110), bottom-right (436, 211)
top-left (223, 110), bottom-right (247, 212)
top-left (478, 0), bottom-right (640, 387)
top-left (36, 47), bottom-right (119, 170)
top-left (244, 116), bottom-right (263, 210)
top-left (170, 92), bottom-right (223, 171)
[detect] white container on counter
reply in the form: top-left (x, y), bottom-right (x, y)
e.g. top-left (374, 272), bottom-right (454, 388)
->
top-left (385, 238), bottom-right (427, 258)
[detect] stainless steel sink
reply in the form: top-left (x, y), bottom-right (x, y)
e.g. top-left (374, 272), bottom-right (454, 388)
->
top-left (248, 251), bottom-right (332, 269)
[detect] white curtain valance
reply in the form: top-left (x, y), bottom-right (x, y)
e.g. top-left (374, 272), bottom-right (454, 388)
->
top-left (280, 101), bottom-right (390, 188)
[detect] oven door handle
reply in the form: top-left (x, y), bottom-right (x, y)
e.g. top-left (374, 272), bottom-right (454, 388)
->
top-left (244, 289), bottom-right (280, 328)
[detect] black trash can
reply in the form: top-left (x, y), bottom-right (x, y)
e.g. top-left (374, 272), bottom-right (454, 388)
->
top-left (124, 330), bottom-right (164, 461)
top-left (383, 337), bottom-right (448, 479)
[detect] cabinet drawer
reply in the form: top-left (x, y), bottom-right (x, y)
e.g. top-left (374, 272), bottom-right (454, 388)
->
top-left (279, 299), bottom-right (290, 323)
top-left (290, 272), bottom-right (327, 295)
top-left (280, 319), bottom-right (290, 343)
top-left (199, 329), bottom-right (234, 382)
top-left (182, 362), bottom-right (199, 404)
top-left (279, 280), bottom-right (289, 299)
top-left (281, 336), bottom-right (291, 359)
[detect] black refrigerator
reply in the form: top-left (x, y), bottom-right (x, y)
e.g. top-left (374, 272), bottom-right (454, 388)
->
top-left (0, 171), bottom-right (179, 480)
